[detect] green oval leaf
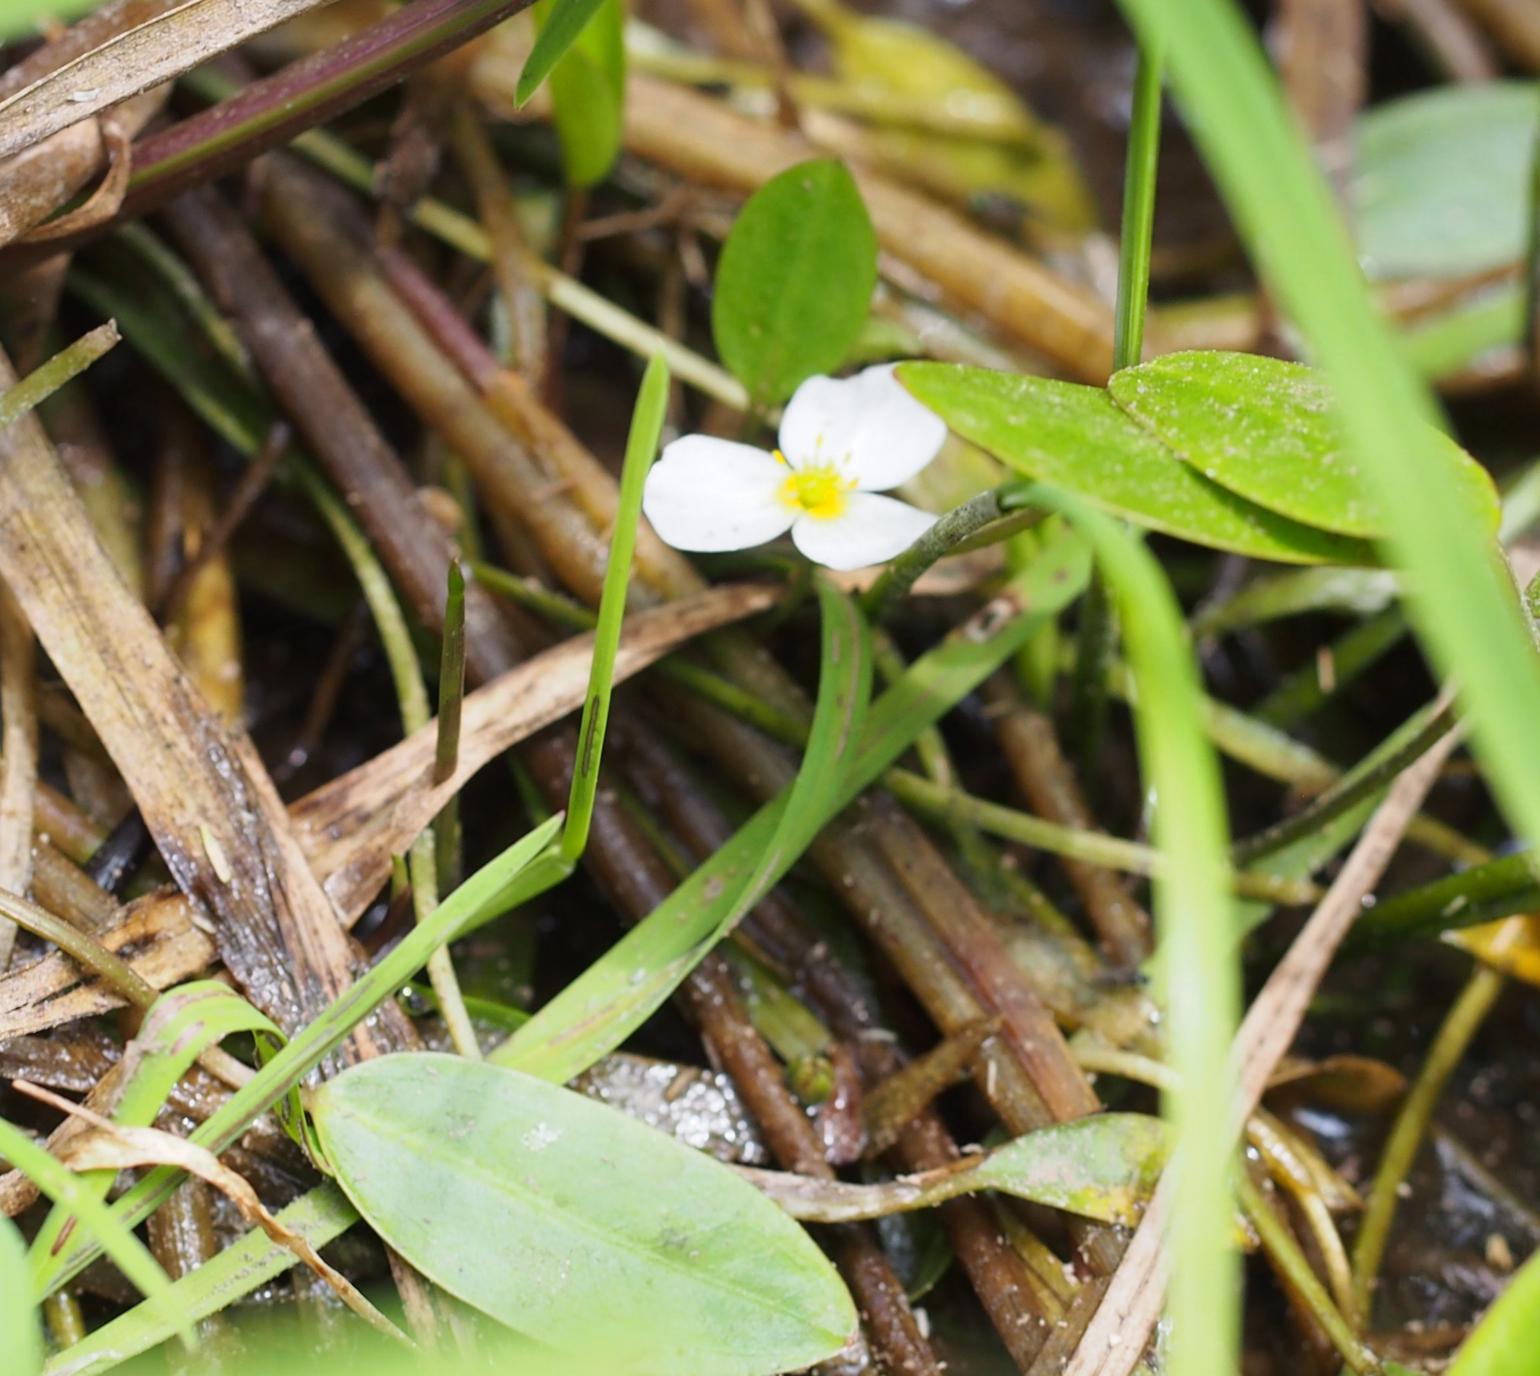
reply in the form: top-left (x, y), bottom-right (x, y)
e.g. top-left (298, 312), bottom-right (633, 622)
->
top-left (1, 1216), bottom-right (41, 1376)
top-left (1108, 351), bottom-right (1499, 540)
top-left (1447, 1245), bottom-right (1540, 1376)
top-left (712, 158), bottom-right (877, 405)
top-left (1353, 82), bottom-right (1540, 281)
top-left (311, 1054), bottom-right (858, 1376)
top-left (898, 362), bottom-right (1374, 565)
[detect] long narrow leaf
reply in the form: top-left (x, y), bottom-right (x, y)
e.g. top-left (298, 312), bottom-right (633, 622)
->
top-left (493, 527), bottom-right (1089, 1083)
top-left (40, 814), bottom-right (563, 1295)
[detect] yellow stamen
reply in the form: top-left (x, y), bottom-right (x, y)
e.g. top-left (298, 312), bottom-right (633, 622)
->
top-left (781, 462), bottom-right (853, 520)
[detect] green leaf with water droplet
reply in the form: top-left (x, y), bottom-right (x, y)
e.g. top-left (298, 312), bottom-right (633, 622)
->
top-left (898, 362), bottom-right (1375, 564)
top-left (1108, 351), bottom-right (1499, 541)
top-left (712, 158), bottom-right (877, 405)
top-left (311, 1054), bottom-right (858, 1376)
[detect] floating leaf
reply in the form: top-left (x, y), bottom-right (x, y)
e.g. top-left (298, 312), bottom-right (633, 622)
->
top-left (1, 1216), bottom-right (40, 1376)
top-left (1108, 351), bottom-right (1499, 540)
top-left (538, 0), bottom-right (625, 186)
top-left (1353, 82), bottom-right (1540, 281)
top-left (899, 362), bottom-right (1374, 565)
top-left (311, 1054), bottom-right (858, 1376)
top-left (712, 159), bottom-right (877, 404)
top-left (1447, 1244), bottom-right (1540, 1376)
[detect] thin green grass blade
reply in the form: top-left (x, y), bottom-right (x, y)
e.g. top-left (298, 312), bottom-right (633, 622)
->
top-left (42, 1185), bottom-right (359, 1376)
top-left (493, 529), bottom-right (1089, 1083)
top-left (562, 354), bottom-right (670, 864)
top-left (516, 0), bottom-right (608, 104)
top-left (31, 982), bottom-right (280, 1288)
top-left (1027, 483), bottom-right (1239, 1376)
top-left (1, 1215), bottom-right (41, 1376)
top-left (0, 322), bottom-right (119, 428)
top-left (0, 1118), bottom-right (190, 1345)
top-left (40, 815), bottom-right (564, 1295)
top-left (493, 574), bottom-right (872, 1081)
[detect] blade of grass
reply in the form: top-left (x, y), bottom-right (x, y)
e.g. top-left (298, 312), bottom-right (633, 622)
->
top-left (0, 322), bottom-right (119, 428)
top-left (560, 354), bottom-right (668, 865)
top-left (492, 530), bottom-right (1087, 1084)
top-left (36, 814), bottom-right (563, 1297)
top-left (1026, 485), bottom-right (1239, 1376)
top-left (492, 572), bottom-right (872, 1081)
top-left (0, 1118), bottom-right (190, 1346)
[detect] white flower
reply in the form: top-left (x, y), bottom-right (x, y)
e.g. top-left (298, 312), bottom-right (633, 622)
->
top-left (642, 364), bottom-right (946, 572)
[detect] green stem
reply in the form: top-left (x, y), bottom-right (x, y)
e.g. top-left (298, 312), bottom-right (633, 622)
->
top-left (0, 886), bottom-right (159, 1010)
top-left (860, 489), bottom-right (1005, 623)
top-left (1233, 695), bottom-right (1455, 864)
top-left (1238, 1173), bottom-right (1379, 1375)
top-left (1350, 965), bottom-right (1505, 1321)
top-left (0, 324), bottom-right (120, 427)
top-left (1113, 40), bottom-right (1165, 372)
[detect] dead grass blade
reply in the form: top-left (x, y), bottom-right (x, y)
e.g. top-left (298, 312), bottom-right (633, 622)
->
top-left (0, 342), bottom-right (390, 1041)
top-left (1062, 724), bottom-right (1461, 1376)
top-left (0, 0), bottom-right (341, 164)
top-left (18, 1079), bottom-right (410, 1345)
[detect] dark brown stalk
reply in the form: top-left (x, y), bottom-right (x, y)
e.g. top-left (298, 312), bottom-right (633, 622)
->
top-left (0, 341), bottom-right (412, 1055)
top-left (983, 674), bottom-right (1151, 967)
top-left (1276, 0), bottom-right (1369, 194)
top-left (159, 182), bottom-right (521, 685)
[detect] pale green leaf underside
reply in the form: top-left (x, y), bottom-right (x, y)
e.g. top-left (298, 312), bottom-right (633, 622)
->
top-left (312, 1054), bottom-right (858, 1376)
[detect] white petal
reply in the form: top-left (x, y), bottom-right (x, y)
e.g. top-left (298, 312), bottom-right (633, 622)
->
top-left (790, 493), bottom-right (937, 571)
top-left (778, 365), bottom-right (947, 493)
top-left (642, 435), bottom-right (793, 553)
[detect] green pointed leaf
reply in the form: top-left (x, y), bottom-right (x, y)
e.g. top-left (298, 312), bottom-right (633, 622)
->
top-left (712, 159), bottom-right (877, 404)
top-left (311, 1054), bottom-right (858, 1376)
top-left (899, 362), bottom-right (1374, 564)
top-left (41, 1185), bottom-right (358, 1376)
top-left (1, 1216), bottom-right (41, 1376)
top-left (969, 1114), bottom-right (1167, 1223)
top-left (492, 573), bottom-right (870, 1082)
top-left (32, 980), bottom-right (283, 1287)
top-left (1108, 351), bottom-right (1499, 540)
top-left (539, 0), bottom-right (625, 186)
top-left (1353, 81), bottom-right (1540, 281)
top-left (516, 0), bottom-right (609, 105)
top-left (1447, 1245), bottom-right (1540, 1376)
top-left (491, 528), bottom-right (1086, 1084)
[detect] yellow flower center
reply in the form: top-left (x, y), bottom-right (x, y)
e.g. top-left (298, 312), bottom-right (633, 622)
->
top-left (778, 455), bottom-right (852, 520)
